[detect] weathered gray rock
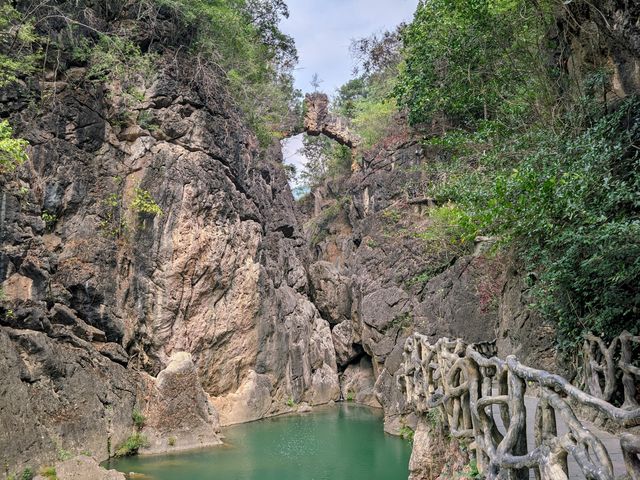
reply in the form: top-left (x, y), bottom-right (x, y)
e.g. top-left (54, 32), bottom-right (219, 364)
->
top-left (0, 11), bottom-right (340, 470)
top-left (332, 320), bottom-right (362, 366)
top-left (408, 417), bottom-right (448, 480)
top-left (211, 370), bottom-right (273, 426)
top-left (340, 357), bottom-right (381, 408)
top-left (141, 352), bottom-right (221, 454)
top-left (308, 261), bottom-right (352, 324)
top-left (0, 328), bottom-right (137, 474)
top-left (496, 263), bottom-right (557, 372)
top-left (33, 455), bottom-right (125, 480)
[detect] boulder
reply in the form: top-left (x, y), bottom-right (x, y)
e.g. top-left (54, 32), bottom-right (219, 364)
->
top-left (141, 352), bottom-right (221, 454)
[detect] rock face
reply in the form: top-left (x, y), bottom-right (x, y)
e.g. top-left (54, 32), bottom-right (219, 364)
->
top-left (33, 456), bottom-right (125, 480)
top-left (305, 138), bottom-right (551, 432)
top-left (309, 261), bottom-right (352, 325)
top-left (408, 417), bottom-right (448, 480)
top-left (0, 327), bottom-right (138, 473)
top-left (340, 357), bottom-right (380, 408)
top-left (141, 352), bottom-right (221, 454)
top-left (304, 93), bottom-right (361, 149)
top-left (0, 9), bottom-right (338, 472)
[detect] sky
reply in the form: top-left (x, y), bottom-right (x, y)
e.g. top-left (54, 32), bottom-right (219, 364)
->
top-left (279, 0), bottom-right (419, 191)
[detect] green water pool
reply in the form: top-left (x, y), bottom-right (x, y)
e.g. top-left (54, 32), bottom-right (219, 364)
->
top-left (108, 404), bottom-right (412, 480)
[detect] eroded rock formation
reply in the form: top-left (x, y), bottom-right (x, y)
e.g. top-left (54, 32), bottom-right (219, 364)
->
top-left (304, 93), bottom-right (361, 149)
top-left (1, 21), bottom-right (338, 475)
top-left (140, 352), bottom-right (221, 454)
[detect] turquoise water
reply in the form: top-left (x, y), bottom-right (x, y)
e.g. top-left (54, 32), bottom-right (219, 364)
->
top-left (108, 404), bottom-right (411, 480)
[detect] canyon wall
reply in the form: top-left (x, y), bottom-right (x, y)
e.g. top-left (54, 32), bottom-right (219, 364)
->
top-left (0, 19), bottom-right (337, 473)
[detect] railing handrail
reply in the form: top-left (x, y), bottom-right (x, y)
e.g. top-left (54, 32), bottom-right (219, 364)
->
top-left (399, 332), bottom-right (640, 480)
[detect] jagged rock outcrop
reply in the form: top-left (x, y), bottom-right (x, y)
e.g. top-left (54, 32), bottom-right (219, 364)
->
top-left (304, 93), bottom-right (360, 149)
top-left (340, 356), bottom-right (380, 407)
top-left (0, 327), bottom-right (138, 473)
top-left (308, 261), bottom-right (352, 325)
top-left (557, 0), bottom-right (640, 100)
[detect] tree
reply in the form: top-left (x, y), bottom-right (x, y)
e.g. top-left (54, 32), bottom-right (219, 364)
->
top-left (393, 0), bottom-right (550, 126)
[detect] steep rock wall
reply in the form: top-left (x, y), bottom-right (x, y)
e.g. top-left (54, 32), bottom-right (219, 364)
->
top-left (1, 40), bottom-right (338, 474)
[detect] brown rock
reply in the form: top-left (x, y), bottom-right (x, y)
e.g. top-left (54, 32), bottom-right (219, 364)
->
top-left (141, 352), bottom-right (221, 454)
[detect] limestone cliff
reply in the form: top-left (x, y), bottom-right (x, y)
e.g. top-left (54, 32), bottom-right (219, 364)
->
top-left (304, 138), bottom-right (556, 433)
top-left (0, 4), bottom-right (338, 474)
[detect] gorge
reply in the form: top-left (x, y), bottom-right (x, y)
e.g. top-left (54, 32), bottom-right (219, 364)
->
top-left (1, 1), bottom-right (639, 479)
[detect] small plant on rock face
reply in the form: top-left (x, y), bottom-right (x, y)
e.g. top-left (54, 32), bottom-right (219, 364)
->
top-left (132, 409), bottom-right (145, 430)
top-left (114, 433), bottom-right (148, 457)
top-left (20, 467), bottom-right (34, 480)
top-left (167, 436), bottom-right (176, 447)
top-left (346, 390), bottom-right (355, 402)
top-left (41, 211), bottom-right (57, 230)
top-left (398, 425), bottom-right (414, 442)
top-left (426, 408), bottom-right (443, 428)
top-left (130, 187), bottom-right (162, 216)
top-left (137, 110), bottom-right (159, 132)
top-left (458, 458), bottom-right (480, 479)
top-left (286, 397), bottom-right (296, 408)
top-left (57, 447), bottom-right (72, 461)
top-left (39, 466), bottom-right (56, 479)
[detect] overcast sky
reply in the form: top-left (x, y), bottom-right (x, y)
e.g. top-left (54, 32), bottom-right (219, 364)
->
top-left (279, 0), bottom-right (418, 191)
top-left (280, 0), bottom-right (418, 93)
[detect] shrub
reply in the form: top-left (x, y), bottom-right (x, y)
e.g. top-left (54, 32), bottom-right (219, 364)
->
top-left (41, 211), bottom-right (57, 230)
top-left (39, 467), bottom-right (56, 480)
top-left (398, 425), bottom-right (414, 442)
top-left (114, 433), bottom-right (148, 457)
top-left (0, 120), bottom-right (29, 174)
top-left (20, 467), bottom-right (34, 480)
top-left (131, 188), bottom-right (163, 216)
top-left (132, 409), bottom-right (146, 430)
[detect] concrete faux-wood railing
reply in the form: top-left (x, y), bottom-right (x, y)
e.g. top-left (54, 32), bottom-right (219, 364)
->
top-left (398, 333), bottom-right (640, 480)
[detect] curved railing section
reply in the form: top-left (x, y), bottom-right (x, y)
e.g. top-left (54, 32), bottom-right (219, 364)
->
top-left (398, 333), bottom-right (640, 480)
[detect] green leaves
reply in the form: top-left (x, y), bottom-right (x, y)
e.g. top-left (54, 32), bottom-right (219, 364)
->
top-left (0, 4), bottom-right (41, 87)
top-left (428, 98), bottom-right (640, 346)
top-left (393, 0), bottom-right (551, 127)
top-left (0, 120), bottom-right (28, 174)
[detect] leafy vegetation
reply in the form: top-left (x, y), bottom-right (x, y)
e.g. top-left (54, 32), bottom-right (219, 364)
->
top-left (39, 467), bottom-right (56, 480)
top-left (398, 425), bottom-right (414, 442)
top-left (131, 188), bottom-right (163, 216)
top-left (0, 120), bottom-right (29, 174)
top-left (0, 4), bottom-right (40, 87)
top-left (153, 0), bottom-right (299, 144)
top-left (394, 0), bottom-right (553, 127)
top-left (387, 0), bottom-right (640, 347)
top-left (299, 0), bottom-right (638, 349)
top-left (114, 433), bottom-right (148, 457)
top-left (132, 409), bottom-right (146, 430)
